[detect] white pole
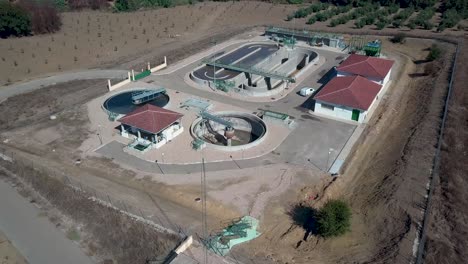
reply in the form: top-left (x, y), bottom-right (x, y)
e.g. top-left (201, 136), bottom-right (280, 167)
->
top-left (132, 70), bottom-right (135, 81)
top-left (107, 79), bottom-right (112, 90)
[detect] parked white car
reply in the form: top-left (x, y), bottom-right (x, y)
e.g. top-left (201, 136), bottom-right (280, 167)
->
top-left (299, 87), bottom-right (315, 97)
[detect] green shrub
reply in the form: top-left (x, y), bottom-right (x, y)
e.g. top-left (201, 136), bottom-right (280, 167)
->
top-left (115, 0), bottom-right (172, 11)
top-left (422, 20), bottom-right (434, 30)
top-left (376, 20), bottom-right (387, 29)
top-left (53, 0), bottom-right (69, 11)
top-left (287, 0), bottom-right (303, 4)
top-left (355, 19), bottom-right (365, 28)
top-left (316, 200), bottom-right (351, 238)
top-left (391, 33), bottom-right (406, 43)
top-left (0, 2), bottom-right (31, 38)
top-left (306, 17), bottom-right (317, 24)
top-left (439, 8), bottom-right (462, 30)
top-left (392, 19), bottom-right (402, 28)
top-left (426, 44), bottom-right (442, 61)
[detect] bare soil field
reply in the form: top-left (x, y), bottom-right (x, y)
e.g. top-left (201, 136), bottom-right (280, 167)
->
top-left (424, 38), bottom-right (468, 264)
top-left (0, 2), bottom-right (296, 85)
top-left (1, 1), bottom-right (466, 87)
top-left (231, 38), bottom-right (456, 263)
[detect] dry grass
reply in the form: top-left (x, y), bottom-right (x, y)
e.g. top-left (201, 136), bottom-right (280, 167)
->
top-left (0, 157), bottom-right (180, 264)
top-left (425, 38), bottom-right (468, 264)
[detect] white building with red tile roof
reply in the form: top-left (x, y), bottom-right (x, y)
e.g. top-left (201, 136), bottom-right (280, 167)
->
top-left (336, 54), bottom-right (394, 86)
top-left (118, 104), bottom-right (184, 150)
top-left (313, 75), bottom-right (383, 123)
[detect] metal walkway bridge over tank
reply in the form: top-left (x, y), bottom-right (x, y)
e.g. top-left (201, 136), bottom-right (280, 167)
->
top-left (201, 58), bottom-right (296, 83)
top-left (200, 111), bottom-right (233, 129)
top-left (131, 88), bottom-right (166, 105)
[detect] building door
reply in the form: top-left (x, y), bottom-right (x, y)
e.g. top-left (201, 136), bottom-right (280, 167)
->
top-left (352, 109), bottom-right (360, 121)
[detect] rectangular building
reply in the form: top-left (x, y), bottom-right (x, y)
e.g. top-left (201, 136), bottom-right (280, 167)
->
top-left (313, 76), bottom-right (383, 123)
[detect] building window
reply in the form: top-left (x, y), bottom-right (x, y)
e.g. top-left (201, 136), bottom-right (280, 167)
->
top-left (321, 103), bottom-right (335, 111)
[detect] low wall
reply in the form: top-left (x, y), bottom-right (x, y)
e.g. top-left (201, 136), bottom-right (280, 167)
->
top-left (150, 56), bottom-right (167, 73)
top-left (107, 72), bottom-right (131, 91)
top-left (107, 57), bottom-right (167, 92)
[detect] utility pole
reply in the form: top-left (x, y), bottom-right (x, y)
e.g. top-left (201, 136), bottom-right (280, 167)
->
top-left (201, 158), bottom-right (208, 264)
top-left (212, 39), bottom-right (217, 90)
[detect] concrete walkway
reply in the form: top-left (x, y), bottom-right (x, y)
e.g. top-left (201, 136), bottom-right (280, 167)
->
top-left (0, 179), bottom-right (94, 264)
top-left (0, 70), bottom-right (127, 101)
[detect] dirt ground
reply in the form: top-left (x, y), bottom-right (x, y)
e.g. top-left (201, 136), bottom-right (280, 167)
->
top-left (424, 38), bottom-right (468, 264)
top-left (1, 1), bottom-right (466, 86)
top-left (0, 3), bottom-right (465, 262)
top-left (229, 38), bottom-right (456, 263)
top-left (0, 230), bottom-right (28, 264)
top-left (0, 2), bottom-right (296, 85)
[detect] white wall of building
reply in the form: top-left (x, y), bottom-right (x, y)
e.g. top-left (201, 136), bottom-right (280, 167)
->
top-left (314, 100), bottom-right (367, 123)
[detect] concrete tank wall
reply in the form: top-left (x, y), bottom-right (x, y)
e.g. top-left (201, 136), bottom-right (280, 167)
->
top-left (245, 48), bottom-right (318, 93)
top-left (190, 111), bottom-right (268, 152)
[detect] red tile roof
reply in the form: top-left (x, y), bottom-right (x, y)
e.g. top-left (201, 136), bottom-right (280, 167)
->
top-left (336, 54), bottom-right (394, 79)
top-left (314, 76), bottom-right (382, 110)
top-left (118, 104), bottom-right (183, 134)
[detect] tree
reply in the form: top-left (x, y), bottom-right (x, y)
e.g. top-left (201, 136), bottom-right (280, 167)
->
top-left (316, 200), bottom-right (351, 238)
top-left (376, 20), bottom-right (387, 30)
top-left (287, 0), bottom-right (304, 4)
top-left (354, 19), bottom-right (365, 28)
top-left (18, 1), bottom-right (61, 34)
top-left (0, 2), bottom-right (31, 38)
top-left (391, 33), bottom-right (406, 43)
top-left (426, 44), bottom-right (442, 61)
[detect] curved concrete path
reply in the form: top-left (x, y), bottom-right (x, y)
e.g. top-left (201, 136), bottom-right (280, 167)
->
top-left (0, 70), bottom-right (127, 101)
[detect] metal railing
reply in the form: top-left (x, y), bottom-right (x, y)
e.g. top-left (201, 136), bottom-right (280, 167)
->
top-left (201, 58), bottom-right (296, 82)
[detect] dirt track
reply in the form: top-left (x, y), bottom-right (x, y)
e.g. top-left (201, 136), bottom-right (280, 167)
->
top-left (424, 38), bottom-right (468, 264)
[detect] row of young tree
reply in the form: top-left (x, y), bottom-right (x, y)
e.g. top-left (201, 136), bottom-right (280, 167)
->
top-left (0, 1), bottom-right (61, 38)
top-left (52, 0), bottom-right (173, 11)
top-left (114, 0), bottom-right (173, 11)
top-left (327, 0), bottom-right (436, 9)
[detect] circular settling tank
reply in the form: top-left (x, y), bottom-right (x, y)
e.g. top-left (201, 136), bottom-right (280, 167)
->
top-left (191, 112), bottom-right (267, 151)
top-left (103, 89), bottom-right (169, 115)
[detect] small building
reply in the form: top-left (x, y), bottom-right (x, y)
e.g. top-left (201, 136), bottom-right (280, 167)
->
top-left (118, 104), bottom-right (184, 151)
top-left (336, 54), bottom-right (394, 86)
top-left (313, 76), bottom-right (382, 123)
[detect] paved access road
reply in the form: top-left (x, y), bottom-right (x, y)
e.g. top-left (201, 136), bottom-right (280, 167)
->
top-left (0, 179), bottom-right (94, 264)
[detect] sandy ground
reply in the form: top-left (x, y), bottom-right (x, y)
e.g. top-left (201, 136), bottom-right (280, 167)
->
top-left (82, 81), bottom-right (292, 164)
top-left (0, 231), bottom-right (28, 264)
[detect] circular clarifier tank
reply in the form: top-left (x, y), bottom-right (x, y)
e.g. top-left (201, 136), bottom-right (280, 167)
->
top-left (191, 112), bottom-right (267, 151)
top-left (103, 89), bottom-right (169, 115)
